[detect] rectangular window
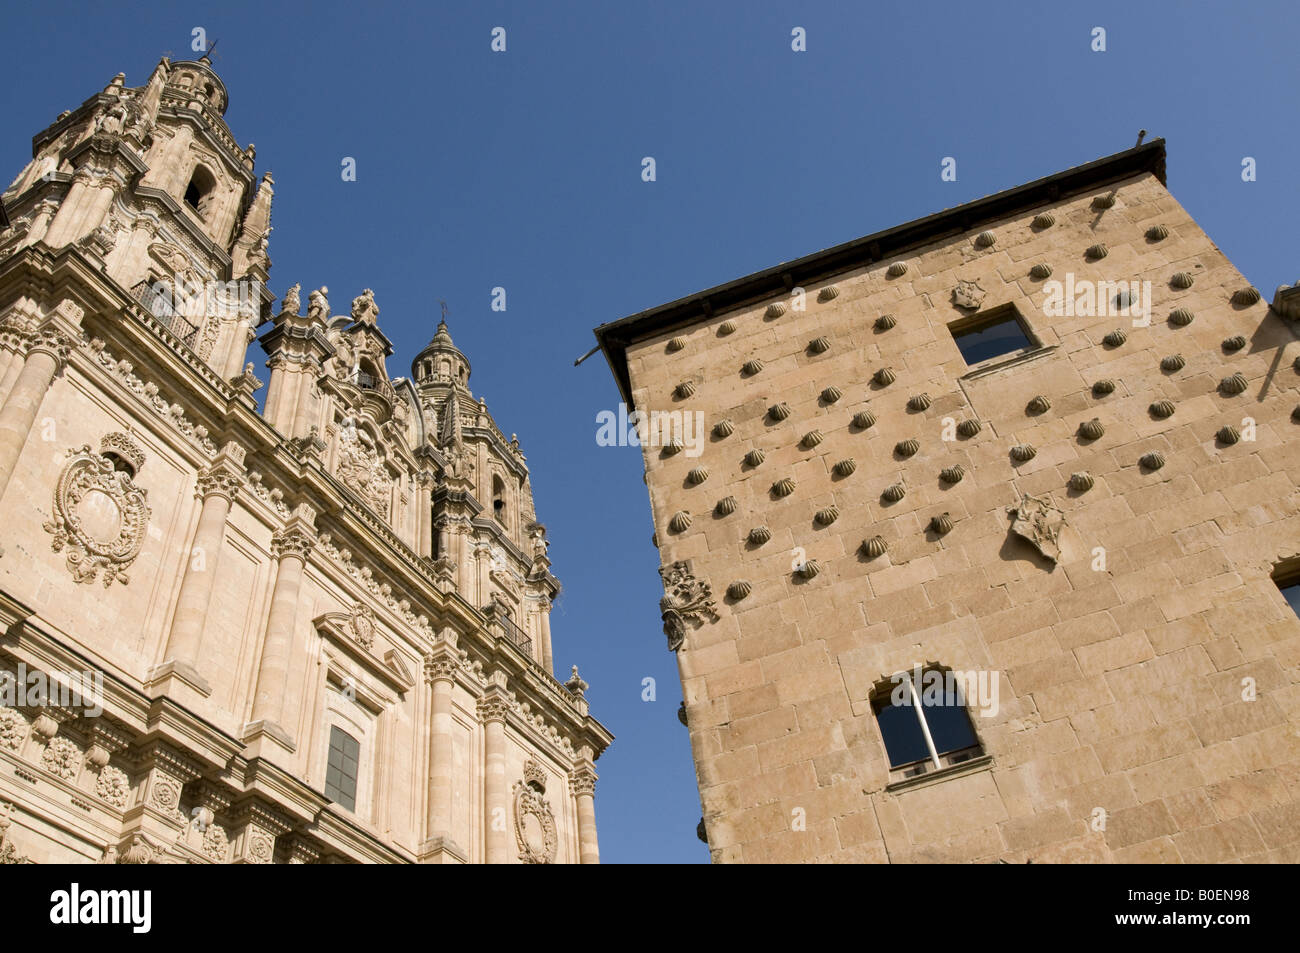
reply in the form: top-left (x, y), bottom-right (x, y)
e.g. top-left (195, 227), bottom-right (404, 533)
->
top-left (324, 726), bottom-right (360, 812)
top-left (950, 303), bottom-right (1037, 366)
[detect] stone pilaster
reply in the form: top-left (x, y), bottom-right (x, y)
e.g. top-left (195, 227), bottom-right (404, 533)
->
top-left (477, 672), bottom-right (511, 864)
top-left (418, 628), bottom-right (467, 864)
top-left (0, 304), bottom-right (80, 502)
top-left (569, 752), bottom-right (600, 865)
top-left (537, 596), bottom-right (555, 675)
top-left (246, 503), bottom-right (316, 753)
top-left (152, 442), bottom-right (246, 696)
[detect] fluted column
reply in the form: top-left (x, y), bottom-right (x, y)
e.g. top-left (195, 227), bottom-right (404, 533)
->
top-left (155, 443), bottom-right (246, 695)
top-left (478, 674), bottom-right (511, 864)
top-left (0, 317), bottom-right (78, 502)
top-left (246, 504), bottom-right (316, 750)
top-left (420, 631), bottom-right (463, 862)
top-left (570, 759), bottom-right (600, 864)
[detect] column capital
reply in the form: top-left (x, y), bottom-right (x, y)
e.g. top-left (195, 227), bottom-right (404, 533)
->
top-left (196, 464), bottom-right (244, 502)
top-left (569, 764), bottom-right (598, 799)
top-left (270, 525), bottom-right (314, 561)
top-left (423, 647), bottom-right (459, 686)
top-left (476, 682), bottom-right (511, 725)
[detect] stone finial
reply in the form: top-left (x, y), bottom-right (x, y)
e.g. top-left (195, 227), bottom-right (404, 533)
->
top-left (565, 666), bottom-right (588, 697)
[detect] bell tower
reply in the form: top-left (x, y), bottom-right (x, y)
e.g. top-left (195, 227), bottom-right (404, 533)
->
top-left (0, 54), bottom-right (274, 379)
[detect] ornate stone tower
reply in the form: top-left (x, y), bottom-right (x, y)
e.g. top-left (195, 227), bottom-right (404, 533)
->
top-left (594, 140), bottom-right (1300, 863)
top-left (0, 57), bottom-right (610, 865)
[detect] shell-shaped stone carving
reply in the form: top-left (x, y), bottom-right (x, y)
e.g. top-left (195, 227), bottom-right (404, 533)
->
top-left (1092, 379), bottom-right (1116, 395)
top-left (772, 477), bottom-right (797, 498)
top-left (1232, 287), bottom-right (1261, 306)
top-left (1149, 399), bottom-right (1177, 419)
top-left (875, 313), bottom-right (897, 330)
top-left (1010, 444), bottom-right (1037, 462)
top-left (815, 505), bottom-right (839, 526)
top-left (669, 511), bottom-right (692, 533)
top-left (1029, 263), bottom-right (1053, 280)
top-left (715, 495), bottom-right (738, 515)
top-left (674, 381), bottom-right (696, 399)
top-left (768, 402), bottom-right (791, 421)
top-left (765, 302), bottom-right (787, 319)
top-left (743, 449), bottom-right (766, 467)
top-left (1085, 243), bottom-right (1109, 260)
top-left (1170, 271), bottom-right (1194, 289)
top-left (742, 358), bottom-right (765, 376)
top-left (808, 336), bottom-right (832, 354)
top-left (873, 367), bottom-right (897, 386)
top-left (1295, 355), bottom-right (1300, 372)
top-left (1146, 224), bottom-right (1169, 241)
top-left (1294, 405), bottom-right (1300, 423)
top-left (1223, 335), bottom-right (1247, 352)
top-left (667, 336), bottom-right (687, 352)
top-left (1031, 212), bottom-right (1056, 229)
top-left (882, 483), bottom-right (906, 503)
top-left (687, 466), bottom-right (710, 485)
top-left (1169, 307), bottom-right (1195, 327)
top-left (1092, 193), bottom-right (1116, 209)
top-left (796, 559), bottom-right (822, 579)
top-left (748, 526), bottom-right (772, 545)
top-left (895, 438), bottom-right (920, 457)
top-left (801, 430), bottom-right (824, 449)
top-left (719, 319), bottom-right (737, 335)
top-left (821, 385), bottom-right (843, 403)
top-left (929, 513), bottom-right (954, 535)
top-left (1069, 471), bottom-right (1095, 492)
top-left (651, 532), bottom-right (659, 548)
top-left (907, 393), bottom-right (932, 412)
top-left (861, 536), bottom-right (888, 558)
top-left (957, 418), bottom-right (982, 438)
top-left (852, 410), bottom-right (877, 429)
top-left (940, 465), bottom-right (965, 484)
top-left (663, 436), bottom-right (685, 456)
top-left (1216, 425), bottom-right (1241, 445)
top-left (1160, 354), bottom-right (1186, 372)
top-left (1102, 329), bottom-right (1127, 348)
top-left (818, 285), bottom-right (840, 302)
top-left (975, 230), bottom-right (997, 248)
top-left (1078, 418), bottom-right (1105, 440)
top-left (1139, 451), bottom-right (1166, 471)
top-left (886, 261), bottom-right (909, 278)
top-left (726, 580), bottom-right (752, 600)
top-left (832, 458), bottom-right (857, 477)
top-left (713, 418), bottom-right (735, 438)
top-left (1219, 372), bottom-right (1249, 395)
top-left (1026, 395), bottom-right (1052, 414)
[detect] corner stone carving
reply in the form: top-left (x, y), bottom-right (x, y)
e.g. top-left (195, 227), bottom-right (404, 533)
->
top-left (513, 759), bottom-right (557, 864)
top-left (658, 560), bottom-right (719, 651)
top-left (43, 432), bottom-right (151, 587)
top-left (1007, 494), bottom-right (1067, 564)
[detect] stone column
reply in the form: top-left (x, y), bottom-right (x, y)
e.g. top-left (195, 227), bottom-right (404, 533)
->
top-left (419, 630), bottom-right (466, 863)
top-left (0, 314), bottom-right (78, 503)
top-left (570, 757), bottom-right (600, 864)
top-left (415, 472), bottom-right (434, 558)
top-left (246, 504), bottom-right (316, 750)
top-left (477, 673), bottom-right (511, 864)
top-left (537, 596), bottom-right (555, 675)
top-left (155, 443), bottom-right (245, 695)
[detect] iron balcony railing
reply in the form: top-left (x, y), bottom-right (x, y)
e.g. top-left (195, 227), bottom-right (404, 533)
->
top-left (484, 605), bottom-right (533, 657)
top-left (132, 281), bottom-right (201, 351)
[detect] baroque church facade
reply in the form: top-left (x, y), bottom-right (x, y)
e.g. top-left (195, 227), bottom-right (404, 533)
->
top-left (0, 56), bottom-right (610, 864)
top-left (595, 141), bottom-right (1300, 863)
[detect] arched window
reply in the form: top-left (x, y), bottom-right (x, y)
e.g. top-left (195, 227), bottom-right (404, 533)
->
top-left (492, 475), bottom-right (507, 524)
top-left (183, 164), bottom-right (217, 217)
top-left (871, 664), bottom-right (987, 782)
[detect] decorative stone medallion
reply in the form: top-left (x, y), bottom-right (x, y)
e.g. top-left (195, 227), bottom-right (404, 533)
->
top-left (1007, 494), bottom-right (1067, 564)
top-left (43, 432), bottom-right (151, 587)
top-left (952, 279), bottom-right (987, 311)
top-left (347, 603), bottom-right (377, 649)
top-left (514, 758), bottom-right (558, 864)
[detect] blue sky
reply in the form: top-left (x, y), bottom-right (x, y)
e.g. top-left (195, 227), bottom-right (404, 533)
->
top-left (3, 0), bottom-right (1296, 863)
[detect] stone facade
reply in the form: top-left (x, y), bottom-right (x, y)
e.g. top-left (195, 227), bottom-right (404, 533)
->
top-left (594, 140), bottom-right (1300, 863)
top-left (0, 57), bottom-right (610, 864)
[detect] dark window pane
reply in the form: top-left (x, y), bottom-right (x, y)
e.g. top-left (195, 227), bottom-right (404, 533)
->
top-left (952, 317), bottom-right (1032, 365)
top-left (324, 726), bottom-right (359, 811)
top-left (875, 697), bottom-right (931, 769)
top-left (922, 690), bottom-right (981, 757)
top-left (1281, 581), bottom-right (1300, 618)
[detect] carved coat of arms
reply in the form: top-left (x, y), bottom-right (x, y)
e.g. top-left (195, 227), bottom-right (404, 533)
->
top-left (952, 279), bottom-right (987, 310)
top-left (658, 560), bottom-right (719, 651)
top-left (513, 759), bottom-right (558, 864)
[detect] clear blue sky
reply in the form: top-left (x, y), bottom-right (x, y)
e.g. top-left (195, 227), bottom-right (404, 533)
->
top-left (3, 0), bottom-right (1295, 863)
